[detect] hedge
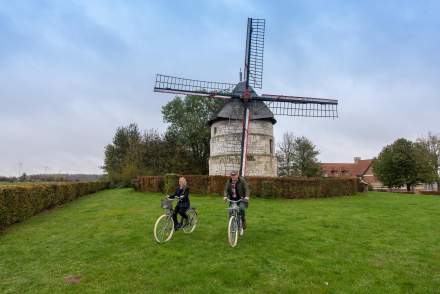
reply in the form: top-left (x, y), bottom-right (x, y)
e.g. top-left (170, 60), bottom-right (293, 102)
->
top-left (0, 182), bottom-right (109, 231)
top-left (374, 189), bottom-right (415, 194)
top-left (419, 191), bottom-right (440, 195)
top-left (135, 175), bottom-right (358, 199)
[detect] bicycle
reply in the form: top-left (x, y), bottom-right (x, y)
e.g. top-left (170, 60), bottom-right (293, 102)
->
top-left (226, 199), bottom-right (246, 247)
top-left (153, 196), bottom-right (198, 243)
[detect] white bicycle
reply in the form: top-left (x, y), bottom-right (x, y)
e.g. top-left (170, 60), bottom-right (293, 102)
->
top-left (153, 196), bottom-right (198, 243)
top-left (226, 199), bottom-right (246, 247)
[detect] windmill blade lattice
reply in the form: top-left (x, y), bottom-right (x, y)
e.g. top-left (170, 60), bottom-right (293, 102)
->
top-left (154, 74), bottom-right (235, 98)
top-left (257, 94), bottom-right (338, 118)
top-left (262, 101), bottom-right (338, 117)
top-left (245, 18), bottom-right (265, 89)
top-left (153, 17), bottom-right (340, 177)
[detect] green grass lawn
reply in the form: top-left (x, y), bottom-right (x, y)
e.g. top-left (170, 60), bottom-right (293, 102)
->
top-left (2, 189), bottom-right (440, 293)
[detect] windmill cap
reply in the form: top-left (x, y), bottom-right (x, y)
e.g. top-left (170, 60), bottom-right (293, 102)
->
top-left (208, 98), bottom-right (276, 125)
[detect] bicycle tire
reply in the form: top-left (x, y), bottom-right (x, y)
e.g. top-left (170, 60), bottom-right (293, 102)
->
top-left (228, 216), bottom-right (238, 247)
top-left (183, 208), bottom-right (198, 234)
top-left (153, 214), bottom-right (174, 243)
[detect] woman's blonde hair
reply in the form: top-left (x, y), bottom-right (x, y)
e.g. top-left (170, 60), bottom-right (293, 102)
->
top-left (179, 177), bottom-right (187, 187)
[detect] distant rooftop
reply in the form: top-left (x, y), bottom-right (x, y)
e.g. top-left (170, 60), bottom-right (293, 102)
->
top-left (321, 158), bottom-right (373, 177)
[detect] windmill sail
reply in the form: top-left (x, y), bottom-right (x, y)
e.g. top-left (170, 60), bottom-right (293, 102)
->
top-left (244, 18), bottom-right (265, 89)
top-left (153, 17), bottom-right (341, 178)
top-left (154, 74), bottom-right (235, 99)
top-left (256, 94), bottom-right (338, 118)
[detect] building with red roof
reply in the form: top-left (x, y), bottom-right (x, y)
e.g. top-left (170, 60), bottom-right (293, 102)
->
top-left (321, 157), bottom-right (382, 189)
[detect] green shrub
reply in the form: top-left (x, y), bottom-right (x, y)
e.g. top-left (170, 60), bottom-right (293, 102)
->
top-left (0, 182), bottom-right (109, 231)
top-left (164, 174), bottom-right (180, 195)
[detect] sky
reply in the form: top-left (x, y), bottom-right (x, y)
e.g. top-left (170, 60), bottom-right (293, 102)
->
top-left (1, 0), bottom-right (440, 176)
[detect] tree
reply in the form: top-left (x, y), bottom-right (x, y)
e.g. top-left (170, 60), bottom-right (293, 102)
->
top-left (413, 142), bottom-right (438, 185)
top-left (373, 138), bottom-right (437, 191)
top-left (277, 132), bottom-right (295, 176)
top-left (103, 122), bottom-right (214, 184)
top-left (103, 123), bottom-right (145, 184)
top-left (277, 133), bottom-right (321, 177)
top-left (162, 95), bottom-right (223, 174)
top-left (19, 172), bottom-right (27, 182)
top-left (417, 132), bottom-right (440, 191)
top-left (140, 130), bottom-right (192, 175)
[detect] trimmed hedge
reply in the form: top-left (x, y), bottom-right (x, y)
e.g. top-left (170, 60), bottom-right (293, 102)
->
top-left (374, 189), bottom-right (415, 194)
top-left (136, 176), bottom-right (162, 192)
top-left (136, 175), bottom-right (358, 199)
top-left (0, 182), bottom-right (109, 231)
top-left (419, 191), bottom-right (440, 195)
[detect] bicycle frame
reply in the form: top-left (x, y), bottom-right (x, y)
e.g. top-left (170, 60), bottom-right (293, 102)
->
top-left (227, 199), bottom-right (243, 231)
top-left (162, 197), bottom-right (177, 216)
top-left (154, 195), bottom-right (198, 243)
top-left (164, 196), bottom-right (192, 228)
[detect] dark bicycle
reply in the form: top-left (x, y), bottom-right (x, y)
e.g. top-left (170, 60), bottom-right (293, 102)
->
top-left (153, 196), bottom-right (198, 243)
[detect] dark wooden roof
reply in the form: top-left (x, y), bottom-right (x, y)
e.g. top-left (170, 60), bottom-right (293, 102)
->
top-left (209, 82), bottom-right (276, 125)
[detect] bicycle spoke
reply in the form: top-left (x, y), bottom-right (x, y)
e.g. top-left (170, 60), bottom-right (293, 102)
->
top-left (154, 214), bottom-right (175, 243)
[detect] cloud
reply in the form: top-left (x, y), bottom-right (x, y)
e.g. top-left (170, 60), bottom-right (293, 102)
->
top-left (1, 1), bottom-right (440, 175)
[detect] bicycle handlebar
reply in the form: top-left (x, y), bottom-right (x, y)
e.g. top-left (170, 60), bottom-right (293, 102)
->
top-left (226, 198), bottom-right (249, 202)
top-left (166, 196), bottom-right (183, 200)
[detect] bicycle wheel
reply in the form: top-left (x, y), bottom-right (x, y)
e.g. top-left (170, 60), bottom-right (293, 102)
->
top-left (154, 214), bottom-right (174, 243)
top-left (183, 208), bottom-right (198, 234)
top-left (228, 216), bottom-right (238, 247)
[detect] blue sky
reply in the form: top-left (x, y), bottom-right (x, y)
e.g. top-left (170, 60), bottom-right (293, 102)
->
top-left (1, 0), bottom-right (440, 176)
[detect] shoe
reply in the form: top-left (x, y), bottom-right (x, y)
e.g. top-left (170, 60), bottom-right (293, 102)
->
top-left (175, 223), bottom-right (181, 230)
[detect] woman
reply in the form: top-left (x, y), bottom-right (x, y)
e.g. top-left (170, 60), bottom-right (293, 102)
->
top-left (168, 177), bottom-right (190, 229)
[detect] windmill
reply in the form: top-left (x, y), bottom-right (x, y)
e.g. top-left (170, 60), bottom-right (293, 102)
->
top-left (154, 18), bottom-right (338, 177)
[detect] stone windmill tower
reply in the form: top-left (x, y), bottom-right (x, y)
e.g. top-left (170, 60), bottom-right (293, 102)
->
top-left (209, 83), bottom-right (277, 176)
top-left (153, 18), bottom-right (339, 177)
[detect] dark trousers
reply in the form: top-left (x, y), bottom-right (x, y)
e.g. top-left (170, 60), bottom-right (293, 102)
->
top-left (172, 204), bottom-right (188, 225)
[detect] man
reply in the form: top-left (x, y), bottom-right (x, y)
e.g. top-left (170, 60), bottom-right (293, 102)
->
top-left (223, 171), bottom-right (250, 229)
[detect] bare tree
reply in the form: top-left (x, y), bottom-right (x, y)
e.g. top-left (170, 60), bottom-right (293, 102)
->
top-left (277, 132), bottom-right (296, 176)
top-left (277, 132), bottom-right (321, 177)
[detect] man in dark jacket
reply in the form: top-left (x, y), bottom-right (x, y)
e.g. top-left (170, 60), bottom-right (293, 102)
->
top-left (223, 171), bottom-right (250, 229)
top-left (168, 177), bottom-right (190, 229)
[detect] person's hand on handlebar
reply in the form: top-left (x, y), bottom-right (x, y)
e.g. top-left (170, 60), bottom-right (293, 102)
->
top-left (223, 196), bottom-right (227, 202)
top-left (243, 196), bottom-right (249, 202)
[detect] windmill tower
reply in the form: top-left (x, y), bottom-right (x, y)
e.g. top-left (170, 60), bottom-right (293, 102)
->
top-left (154, 18), bottom-right (339, 177)
top-left (208, 84), bottom-right (277, 176)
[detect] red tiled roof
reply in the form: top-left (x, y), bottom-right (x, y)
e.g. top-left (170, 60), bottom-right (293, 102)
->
top-left (321, 159), bottom-right (373, 177)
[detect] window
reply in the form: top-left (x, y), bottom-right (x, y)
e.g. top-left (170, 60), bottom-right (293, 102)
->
top-left (269, 139), bottom-right (273, 154)
top-left (214, 127), bottom-right (217, 135)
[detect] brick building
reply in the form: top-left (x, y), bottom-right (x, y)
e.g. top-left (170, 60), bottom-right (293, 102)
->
top-left (321, 157), bottom-right (382, 189)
